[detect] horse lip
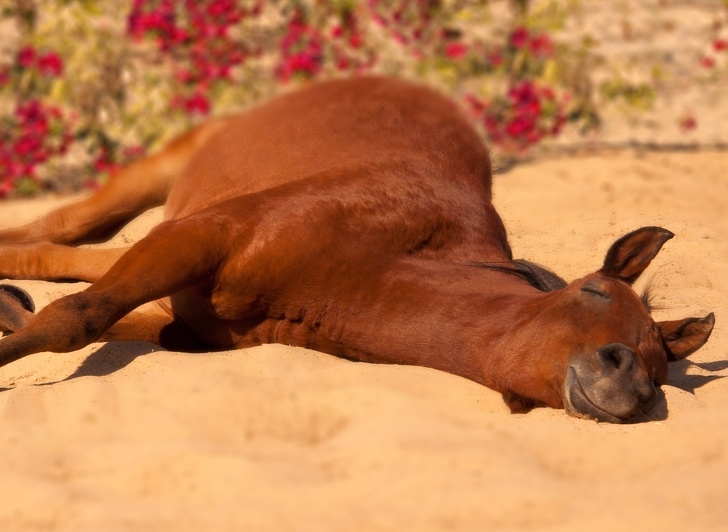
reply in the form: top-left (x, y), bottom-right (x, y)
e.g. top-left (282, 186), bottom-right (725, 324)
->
top-left (564, 366), bottom-right (624, 424)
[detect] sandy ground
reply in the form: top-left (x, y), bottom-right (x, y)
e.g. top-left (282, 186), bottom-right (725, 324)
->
top-left (0, 150), bottom-right (726, 531)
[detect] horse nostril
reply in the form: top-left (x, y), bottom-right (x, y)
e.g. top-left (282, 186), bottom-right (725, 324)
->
top-left (597, 343), bottom-right (636, 372)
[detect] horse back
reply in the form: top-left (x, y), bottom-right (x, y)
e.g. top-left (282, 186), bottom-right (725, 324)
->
top-left (164, 77), bottom-right (492, 220)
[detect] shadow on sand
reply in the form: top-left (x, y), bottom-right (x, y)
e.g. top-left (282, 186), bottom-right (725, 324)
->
top-left (0, 341), bottom-right (162, 393)
top-left (667, 358), bottom-right (728, 395)
top-left (61, 341), bottom-right (163, 380)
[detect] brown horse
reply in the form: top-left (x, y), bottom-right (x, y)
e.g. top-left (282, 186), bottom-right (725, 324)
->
top-left (0, 77), bottom-right (715, 422)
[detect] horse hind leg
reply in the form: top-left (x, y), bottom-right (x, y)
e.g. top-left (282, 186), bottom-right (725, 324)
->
top-left (0, 117), bottom-right (230, 246)
top-left (0, 242), bottom-right (130, 335)
top-left (0, 154), bottom-right (171, 246)
top-left (0, 243), bottom-right (128, 283)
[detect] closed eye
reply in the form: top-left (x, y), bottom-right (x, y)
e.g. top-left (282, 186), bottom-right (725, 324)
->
top-left (580, 286), bottom-right (609, 299)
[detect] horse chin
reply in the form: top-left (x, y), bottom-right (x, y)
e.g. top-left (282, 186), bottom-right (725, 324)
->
top-left (563, 367), bottom-right (622, 423)
top-left (563, 366), bottom-right (653, 424)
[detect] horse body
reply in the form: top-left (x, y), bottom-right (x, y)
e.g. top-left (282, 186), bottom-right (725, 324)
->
top-left (163, 77), bottom-right (517, 371)
top-left (0, 77), bottom-right (715, 422)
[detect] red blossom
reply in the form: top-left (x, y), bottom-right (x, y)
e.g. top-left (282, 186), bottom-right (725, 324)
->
top-left (510, 27), bottom-right (530, 49)
top-left (182, 92), bottom-right (211, 115)
top-left (349, 33), bottom-right (363, 49)
top-left (679, 115), bottom-right (697, 132)
top-left (93, 148), bottom-right (120, 175)
top-left (16, 46), bottom-right (36, 68)
top-left (464, 94), bottom-right (486, 114)
top-left (0, 179), bottom-right (12, 198)
top-left (0, 99), bottom-right (72, 193)
top-left (700, 56), bottom-right (716, 68)
top-left (37, 52), bottom-right (64, 77)
top-left (444, 42), bottom-right (468, 60)
top-left (468, 81), bottom-right (567, 152)
top-left (123, 145), bottom-right (146, 159)
top-left (371, 13), bottom-right (388, 27)
top-left (126, 0), bottom-right (249, 111)
top-left (714, 39), bottom-right (727, 52)
top-left (392, 32), bottom-right (408, 45)
top-left (276, 11), bottom-right (324, 81)
top-left (528, 34), bottom-right (553, 57)
top-left (487, 50), bottom-right (503, 68)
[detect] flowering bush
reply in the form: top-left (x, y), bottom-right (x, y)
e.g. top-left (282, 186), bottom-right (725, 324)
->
top-left (462, 24), bottom-right (567, 153)
top-left (467, 81), bottom-right (567, 153)
top-left (0, 1), bottom-right (726, 197)
top-left (127, 0), bottom-right (250, 116)
top-left (0, 45), bottom-right (72, 197)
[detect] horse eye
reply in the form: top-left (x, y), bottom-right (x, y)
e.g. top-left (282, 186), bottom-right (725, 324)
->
top-left (580, 286), bottom-right (609, 299)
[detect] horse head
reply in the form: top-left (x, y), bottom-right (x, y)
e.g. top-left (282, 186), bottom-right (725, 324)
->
top-left (501, 226), bottom-right (714, 422)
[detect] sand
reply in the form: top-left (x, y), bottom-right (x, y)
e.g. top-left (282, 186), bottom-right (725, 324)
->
top-left (0, 150), bottom-right (726, 531)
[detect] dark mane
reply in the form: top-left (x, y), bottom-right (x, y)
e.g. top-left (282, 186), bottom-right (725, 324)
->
top-left (467, 259), bottom-right (568, 292)
top-left (640, 283), bottom-right (658, 313)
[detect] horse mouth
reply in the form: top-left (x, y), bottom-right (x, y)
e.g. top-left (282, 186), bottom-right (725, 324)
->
top-left (563, 366), bottom-right (627, 424)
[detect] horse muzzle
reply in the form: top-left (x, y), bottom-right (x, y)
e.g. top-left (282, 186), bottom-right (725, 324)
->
top-left (563, 343), bottom-right (657, 423)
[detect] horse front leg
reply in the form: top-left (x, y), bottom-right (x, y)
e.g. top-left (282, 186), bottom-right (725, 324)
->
top-left (0, 215), bottom-right (225, 367)
top-left (0, 287), bottom-right (202, 353)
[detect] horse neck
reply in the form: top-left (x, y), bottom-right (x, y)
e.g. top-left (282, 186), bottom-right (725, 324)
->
top-left (320, 257), bottom-right (545, 385)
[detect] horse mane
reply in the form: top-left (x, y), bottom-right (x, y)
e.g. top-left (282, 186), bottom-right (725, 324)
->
top-left (467, 259), bottom-right (568, 293)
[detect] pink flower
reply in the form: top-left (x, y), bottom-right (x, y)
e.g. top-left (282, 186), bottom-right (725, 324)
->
top-left (444, 42), bottom-right (468, 60)
top-left (123, 145), bottom-right (146, 160)
top-left (679, 115), bottom-right (697, 132)
top-left (551, 113), bottom-right (567, 135)
top-left (184, 92), bottom-right (210, 115)
top-left (476, 81), bottom-right (567, 152)
top-left (464, 94), bottom-right (486, 114)
top-left (277, 14), bottom-right (324, 81)
top-left (700, 56), bottom-right (716, 68)
top-left (37, 52), bottom-right (64, 77)
top-left (0, 179), bottom-right (12, 197)
top-left (508, 82), bottom-right (538, 105)
top-left (372, 13), bottom-right (388, 27)
top-left (510, 27), bottom-right (530, 49)
top-left (487, 50), bottom-right (503, 68)
top-left (506, 116), bottom-right (533, 138)
top-left (528, 34), bottom-right (552, 57)
top-left (392, 32), bottom-right (408, 45)
top-left (16, 46), bottom-right (36, 68)
top-left (15, 100), bottom-right (45, 123)
top-left (349, 33), bottom-right (363, 49)
top-left (337, 56), bottom-right (350, 70)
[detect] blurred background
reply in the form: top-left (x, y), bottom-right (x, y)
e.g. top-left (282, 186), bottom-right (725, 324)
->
top-left (0, 0), bottom-right (726, 197)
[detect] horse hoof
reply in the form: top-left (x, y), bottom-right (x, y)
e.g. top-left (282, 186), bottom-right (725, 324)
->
top-left (0, 284), bottom-right (35, 313)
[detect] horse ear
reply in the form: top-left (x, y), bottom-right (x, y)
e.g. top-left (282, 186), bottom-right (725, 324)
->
top-left (658, 313), bottom-right (715, 361)
top-left (600, 227), bottom-right (674, 284)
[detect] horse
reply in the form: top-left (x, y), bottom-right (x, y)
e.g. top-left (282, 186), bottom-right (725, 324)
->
top-left (0, 77), bottom-right (715, 422)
